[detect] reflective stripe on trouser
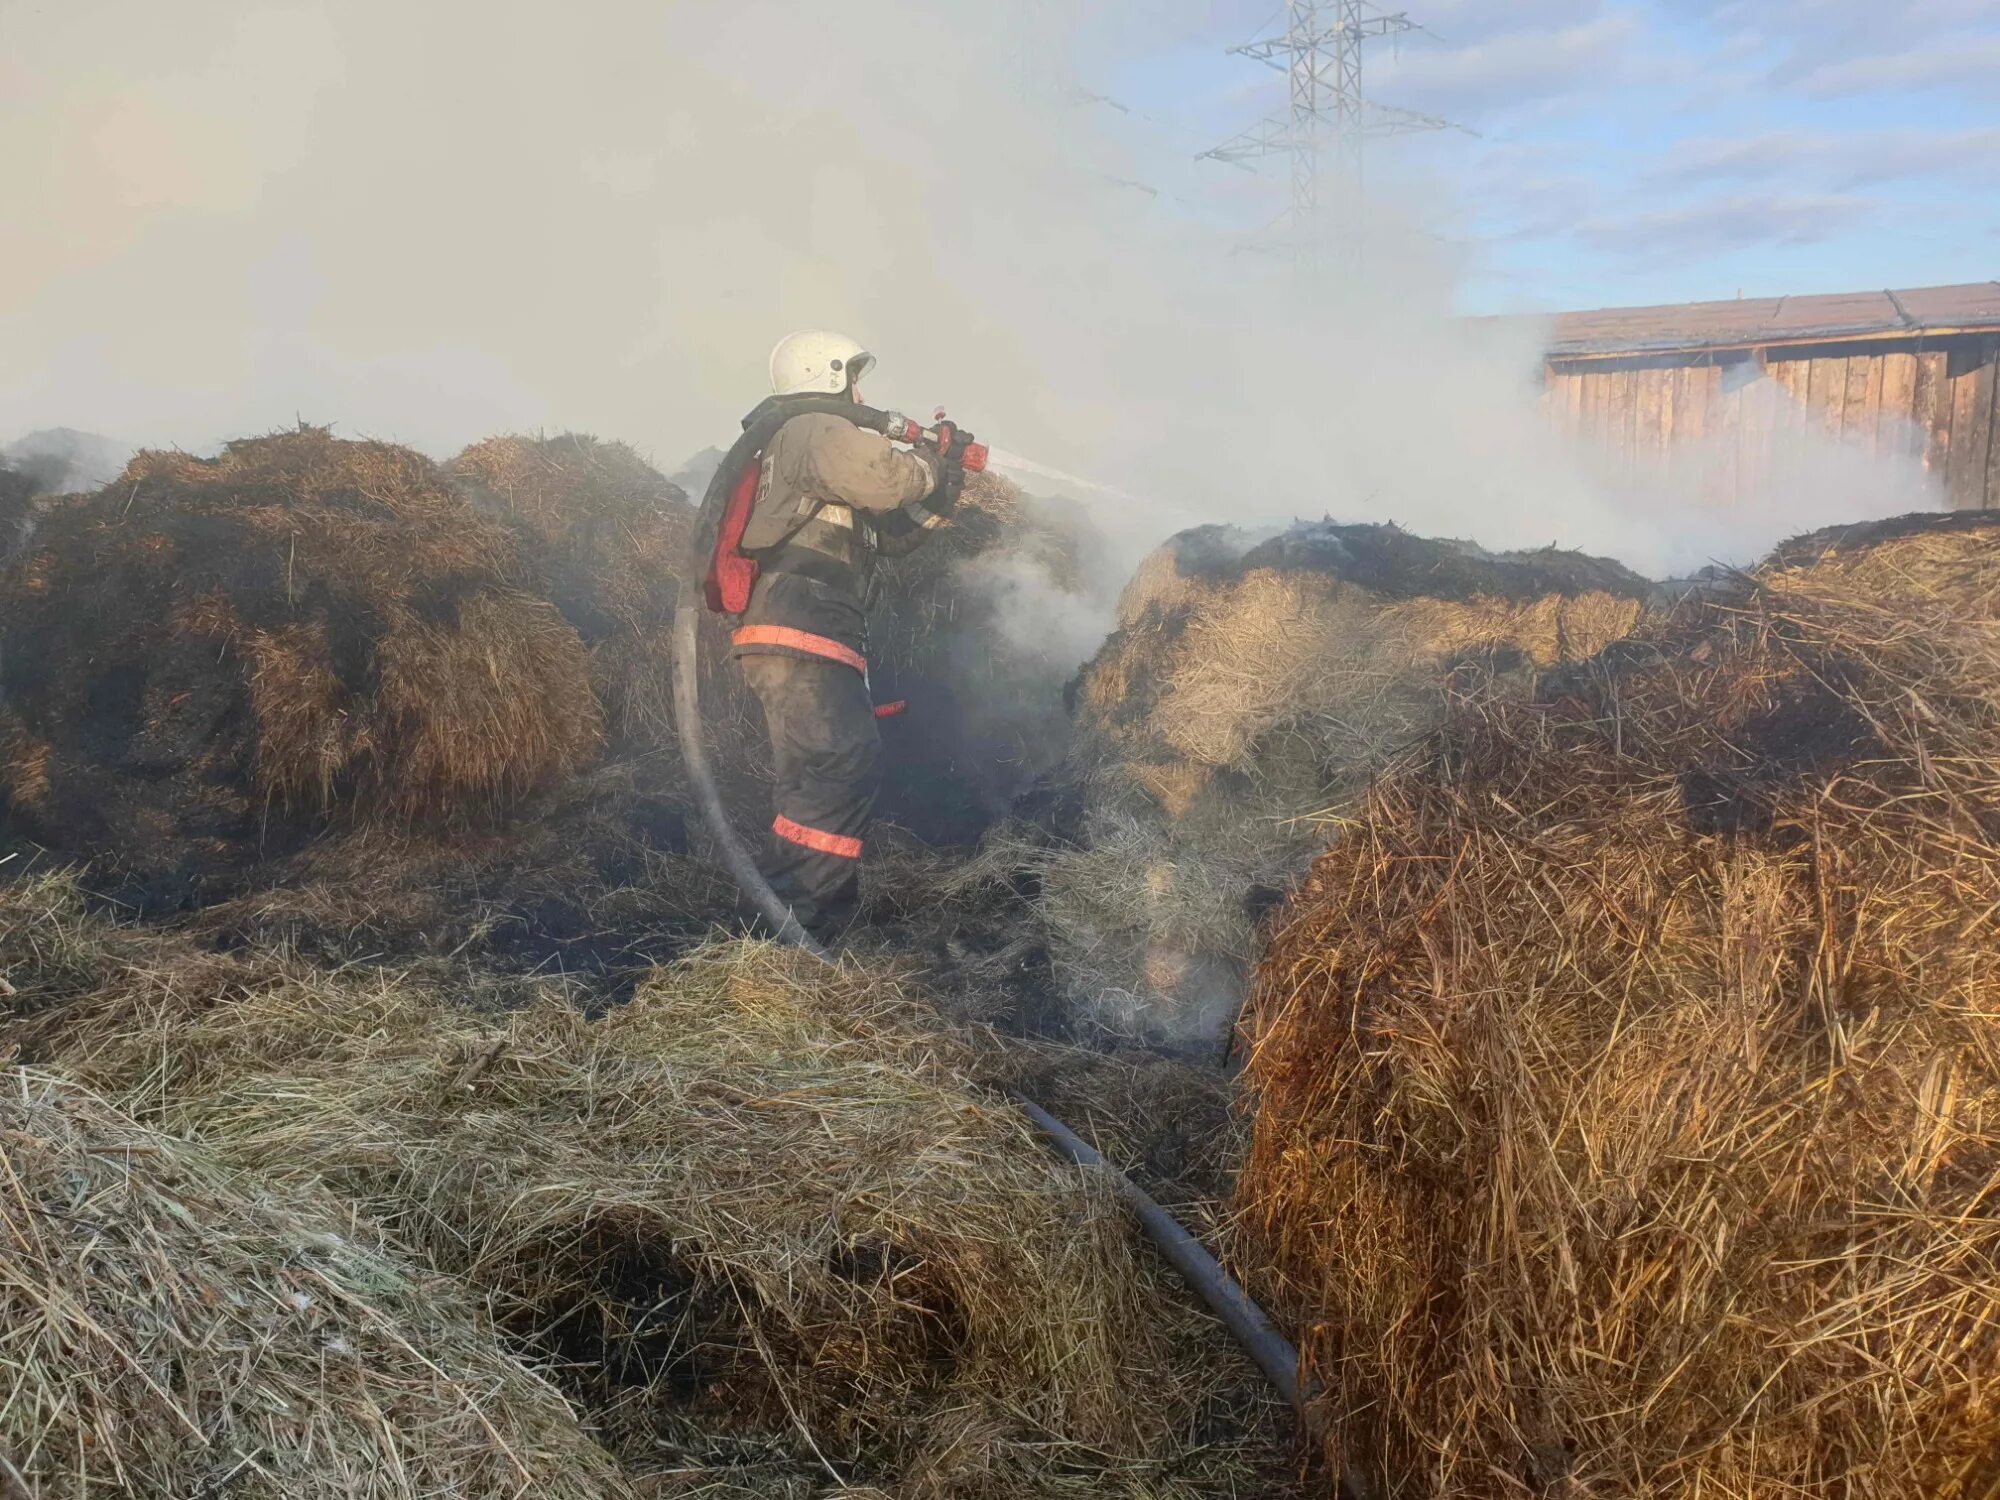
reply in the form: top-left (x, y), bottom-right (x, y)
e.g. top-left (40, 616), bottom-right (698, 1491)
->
top-left (738, 653), bottom-right (880, 936)
top-left (731, 625), bottom-right (867, 674)
top-left (773, 815), bottom-right (862, 860)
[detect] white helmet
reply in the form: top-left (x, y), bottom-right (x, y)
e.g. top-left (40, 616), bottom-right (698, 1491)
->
top-left (769, 329), bottom-right (875, 397)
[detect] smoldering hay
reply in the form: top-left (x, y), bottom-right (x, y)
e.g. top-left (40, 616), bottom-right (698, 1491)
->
top-left (867, 469), bottom-right (1098, 844)
top-left (0, 425), bottom-right (1098, 928)
top-left (446, 430), bottom-right (695, 755)
top-left (1235, 510), bottom-right (2000, 1498)
top-left (1037, 519), bottom-right (1651, 1046)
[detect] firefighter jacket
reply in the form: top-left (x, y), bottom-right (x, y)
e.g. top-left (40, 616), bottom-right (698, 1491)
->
top-left (731, 409), bottom-right (947, 672)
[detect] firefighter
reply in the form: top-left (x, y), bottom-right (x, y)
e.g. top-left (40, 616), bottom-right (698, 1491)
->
top-left (729, 330), bottom-right (974, 940)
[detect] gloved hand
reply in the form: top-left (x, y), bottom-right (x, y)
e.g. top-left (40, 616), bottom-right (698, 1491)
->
top-left (926, 454), bottom-right (967, 514)
top-left (939, 424), bottom-right (977, 462)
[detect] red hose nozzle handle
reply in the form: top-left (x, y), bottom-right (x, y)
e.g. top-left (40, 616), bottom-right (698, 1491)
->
top-left (882, 413), bottom-right (988, 473)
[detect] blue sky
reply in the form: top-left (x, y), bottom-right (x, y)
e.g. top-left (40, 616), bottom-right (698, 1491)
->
top-left (1072, 0), bottom-right (2000, 314)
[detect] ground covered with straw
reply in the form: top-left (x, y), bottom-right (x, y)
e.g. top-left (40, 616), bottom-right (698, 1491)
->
top-left (1236, 510), bottom-right (2000, 1498)
top-left (0, 1067), bottom-right (633, 1500)
top-left (2, 870), bottom-right (1296, 1498)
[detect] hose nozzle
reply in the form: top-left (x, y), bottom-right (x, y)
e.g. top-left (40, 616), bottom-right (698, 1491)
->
top-left (879, 410), bottom-right (989, 473)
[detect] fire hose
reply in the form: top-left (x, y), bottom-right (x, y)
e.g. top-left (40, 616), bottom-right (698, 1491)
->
top-left (667, 414), bottom-right (1310, 1421)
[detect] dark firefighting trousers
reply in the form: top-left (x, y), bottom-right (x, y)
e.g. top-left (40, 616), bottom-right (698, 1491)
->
top-left (738, 652), bottom-right (881, 937)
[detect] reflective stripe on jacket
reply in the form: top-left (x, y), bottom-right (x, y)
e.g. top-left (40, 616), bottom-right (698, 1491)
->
top-left (734, 410), bottom-right (941, 665)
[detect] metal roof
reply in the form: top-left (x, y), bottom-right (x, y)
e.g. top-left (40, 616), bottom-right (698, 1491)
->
top-left (1541, 281), bottom-right (2000, 361)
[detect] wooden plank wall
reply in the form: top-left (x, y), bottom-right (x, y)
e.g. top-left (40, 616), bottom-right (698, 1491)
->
top-left (1543, 336), bottom-right (2000, 509)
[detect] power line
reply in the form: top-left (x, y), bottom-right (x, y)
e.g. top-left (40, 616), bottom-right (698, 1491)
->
top-left (1005, 2), bottom-right (1194, 206)
top-left (1198, 1), bottom-right (1468, 256)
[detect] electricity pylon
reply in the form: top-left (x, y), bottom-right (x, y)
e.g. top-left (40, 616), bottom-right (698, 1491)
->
top-left (1200, 1), bottom-right (1460, 253)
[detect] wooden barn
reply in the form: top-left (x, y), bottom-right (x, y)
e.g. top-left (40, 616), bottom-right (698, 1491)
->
top-left (1537, 281), bottom-right (2000, 510)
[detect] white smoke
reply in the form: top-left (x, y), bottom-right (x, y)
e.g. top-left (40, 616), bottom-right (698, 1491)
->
top-left (1563, 378), bottom-right (1943, 575)
top-left (0, 0), bottom-right (1939, 612)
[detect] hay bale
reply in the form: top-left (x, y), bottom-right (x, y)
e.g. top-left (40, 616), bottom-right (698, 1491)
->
top-left (0, 428), bottom-right (601, 899)
top-left (1047, 521), bottom-right (1649, 1043)
top-left (447, 433), bottom-right (693, 753)
top-left (0, 1066), bottom-right (632, 1500)
top-left (4, 874), bottom-right (1268, 1498)
top-left (1236, 510), bottom-right (2000, 1498)
top-left (1082, 522), bottom-right (1646, 780)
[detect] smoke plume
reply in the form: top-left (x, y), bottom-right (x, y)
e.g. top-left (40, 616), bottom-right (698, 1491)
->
top-left (2, 0), bottom-right (1939, 640)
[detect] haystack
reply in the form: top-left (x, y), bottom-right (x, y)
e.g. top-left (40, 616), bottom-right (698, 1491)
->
top-left (0, 1066), bottom-right (631, 1500)
top-left (1049, 521), bottom-right (1649, 1044)
top-left (1237, 510), bottom-right (2000, 1498)
top-left (3, 872), bottom-right (1282, 1498)
top-left (0, 428), bottom-right (600, 901)
top-left (447, 433), bottom-right (693, 754)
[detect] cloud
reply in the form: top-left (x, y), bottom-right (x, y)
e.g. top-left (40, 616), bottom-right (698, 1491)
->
top-left (1683, 0), bottom-right (2000, 96)
top-left (1370, 13), bottom-right (1648, 117)
top-left (1650, 126), bottom-right (2000, 190)
top-left (1578, 191), bottom-right (1875, 259)
top-left (1414, 2), bottom-right (2000, 297)
top-left (1698, 0), bottom-right (1996, 49)
top-left (1398, 0), bottom-right (1613, 48)
top-left (1790, 33), bottom-right (2000, 98)
top-left (1452, 142), bottom-right (1605, 241)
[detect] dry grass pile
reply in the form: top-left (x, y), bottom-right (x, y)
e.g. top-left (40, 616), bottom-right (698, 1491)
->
top-left (1050, 521), bottom-right (1649, 1044)
top-left (3, 873), bottom-right (1278, 1498)
top-left (0, 1066), bottom-right (631, 1500)
top-left (0, 427), bottom-right (600, 899)
top-left (1236, 509), bottom-right (2000, 1498)
top-left (447, 433), bottom-right (694, 754)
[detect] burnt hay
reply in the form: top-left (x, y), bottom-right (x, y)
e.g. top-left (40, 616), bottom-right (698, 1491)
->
top-left (0, 428), bottom-right (600, 900)
top-left (1045, 520), bottom-right (1649, 1046)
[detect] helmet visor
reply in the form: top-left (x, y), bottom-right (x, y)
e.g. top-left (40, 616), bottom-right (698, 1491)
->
top-left (844, 351), bottom-right (876, 389)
